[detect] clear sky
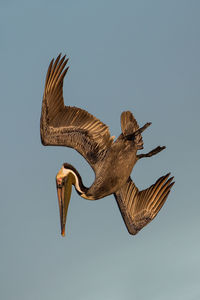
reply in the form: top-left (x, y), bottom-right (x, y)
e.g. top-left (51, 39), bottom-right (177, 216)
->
top-left (1, 1), bottom-right (200, 299)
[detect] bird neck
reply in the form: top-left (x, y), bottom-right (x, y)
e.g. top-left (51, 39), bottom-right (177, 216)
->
top-left (63, 163), bottom-right (90, 197)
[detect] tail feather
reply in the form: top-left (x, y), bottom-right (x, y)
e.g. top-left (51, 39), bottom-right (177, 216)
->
top-left (120, 111), bottom-right (143, 150)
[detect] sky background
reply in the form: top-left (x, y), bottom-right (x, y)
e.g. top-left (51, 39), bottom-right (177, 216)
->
top-left (1, 1), bottom-right (200, 299)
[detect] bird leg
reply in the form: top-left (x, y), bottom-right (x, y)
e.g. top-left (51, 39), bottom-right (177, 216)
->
top-left (125, 122), bottom-right (152, 140)
top-left (137, 146), bottom-right (166, 159)
top-left (134, 122), bottom-right (152, 136)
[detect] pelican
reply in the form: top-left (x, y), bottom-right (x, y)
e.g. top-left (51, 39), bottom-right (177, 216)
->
top-left (40, 54), bottom-right (174, 236)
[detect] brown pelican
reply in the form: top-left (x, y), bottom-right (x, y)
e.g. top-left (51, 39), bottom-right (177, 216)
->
top-left (40, 54), bottom-right (174, 236)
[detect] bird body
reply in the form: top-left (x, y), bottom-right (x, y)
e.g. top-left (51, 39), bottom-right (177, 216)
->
top-left (40, 54), bottom-right (174, 236)
top-left (84, 134), bottom-right (137, 199)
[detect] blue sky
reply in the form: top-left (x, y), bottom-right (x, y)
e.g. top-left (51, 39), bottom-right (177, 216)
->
top-left (1, 1), bottom-right (200, 299)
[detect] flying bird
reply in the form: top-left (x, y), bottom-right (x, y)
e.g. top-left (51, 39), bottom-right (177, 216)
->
top-left (40, 54), bottom-right (174, 236)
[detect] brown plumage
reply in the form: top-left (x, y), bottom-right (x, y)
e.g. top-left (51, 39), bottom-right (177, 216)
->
top-left (40, 54), bottom-right (174, 236)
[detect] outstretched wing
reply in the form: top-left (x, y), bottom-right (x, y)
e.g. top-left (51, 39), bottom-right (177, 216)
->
top-left (114, 174), bottom-right (174, 235)
top-left (40, 54), bottom-right (114, 171)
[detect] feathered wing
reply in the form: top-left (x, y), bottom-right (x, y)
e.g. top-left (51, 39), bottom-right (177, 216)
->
top-left (114, 174), bottom-right (174, 235)
top-left (40, 54), bottom-right (114, 171)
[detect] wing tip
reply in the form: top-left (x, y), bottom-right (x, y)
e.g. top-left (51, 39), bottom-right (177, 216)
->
top-left (45, 54), bottom-right (69, 92)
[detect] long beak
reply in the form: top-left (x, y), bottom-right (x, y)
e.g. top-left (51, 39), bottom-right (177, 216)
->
top-left (56, 174), bottom-right (73, 237)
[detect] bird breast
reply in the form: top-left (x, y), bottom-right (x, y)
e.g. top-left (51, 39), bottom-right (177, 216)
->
top-left (87, 139), bottom-right (137, 199)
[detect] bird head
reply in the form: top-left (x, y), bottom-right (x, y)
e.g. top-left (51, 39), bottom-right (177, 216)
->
top-left (56, 165), bottom-right (75, 237)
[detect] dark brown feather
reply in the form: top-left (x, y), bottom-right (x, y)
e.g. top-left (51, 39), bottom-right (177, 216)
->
top-left (40, 55), bottom-right (114, 171)
top-left (114, 174), bottom-right (174, 235)
top-left (120, 111), bottom-right (144, 149)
